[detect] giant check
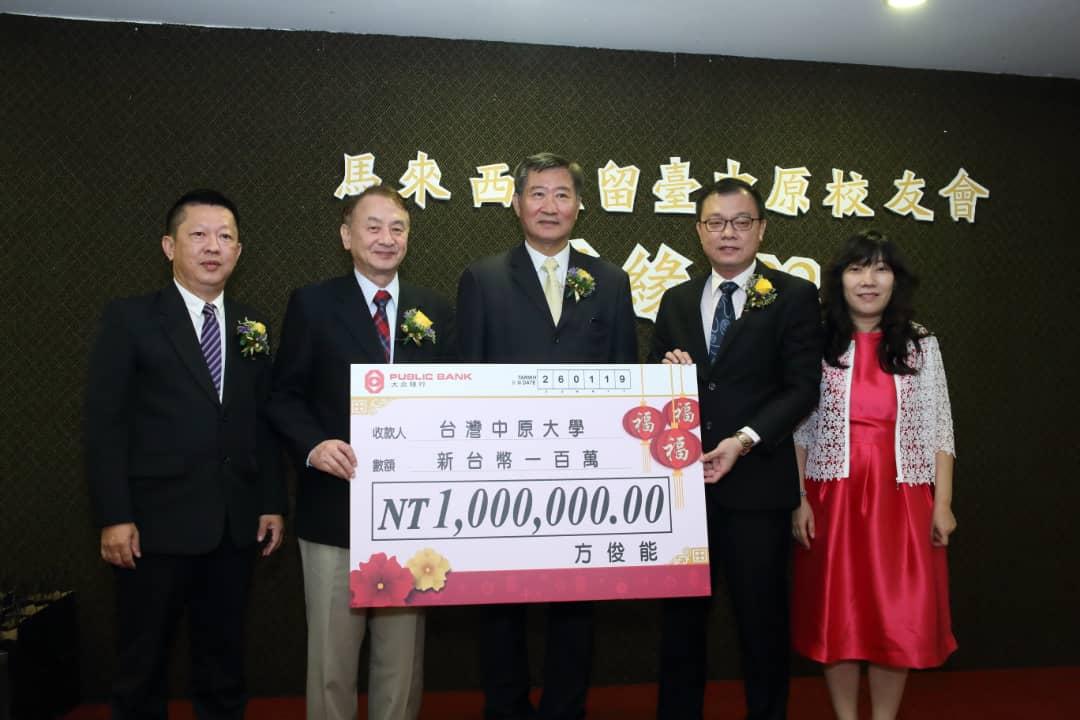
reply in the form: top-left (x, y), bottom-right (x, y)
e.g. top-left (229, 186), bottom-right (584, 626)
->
top-left (349, 363), bottom-right (710, 607)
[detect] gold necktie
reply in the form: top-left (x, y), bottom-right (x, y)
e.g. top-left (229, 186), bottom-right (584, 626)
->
top-left (542, 257), bottom-right (562, 324)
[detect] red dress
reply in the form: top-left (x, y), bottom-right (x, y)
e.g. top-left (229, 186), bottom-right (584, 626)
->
top-left (792, 331), bottom-right (957, 668)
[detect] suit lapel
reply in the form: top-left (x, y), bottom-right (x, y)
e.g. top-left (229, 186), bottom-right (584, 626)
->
top-left (676, 275), bottom-right (713, 382)
top-left (556, 249), bottom-right (588, 331)
top-left (332, 274), bottom-right (386, 362)
top-left (221, 299), bottom-right (242, 410)
top-left (159, 284), bottom-right (220, 405)
top-left (509, 243), bottom-right (556, 327)
top-left (394, 283), bottom-right (416, 364)
top-left (709, 304), bottom-right (748, 367)
top-left (394, 282), bottom-right (443, 363)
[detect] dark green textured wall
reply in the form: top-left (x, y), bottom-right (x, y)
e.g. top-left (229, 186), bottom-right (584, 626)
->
top-left (1, 13), bottom-right (1078, 701)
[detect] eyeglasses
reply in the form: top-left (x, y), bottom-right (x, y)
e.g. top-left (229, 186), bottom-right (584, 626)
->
top-left (700, 216), bottom-right (761, 232)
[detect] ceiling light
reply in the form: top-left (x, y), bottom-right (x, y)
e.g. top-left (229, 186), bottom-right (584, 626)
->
top-left (885, 0), bottom-right (927, 8)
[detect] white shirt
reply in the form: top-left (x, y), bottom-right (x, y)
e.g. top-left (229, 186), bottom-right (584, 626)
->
top-left (699, 261), bottom-right (756, 344)
top-left (697, 262), bottom-right (761, 446)
top-left (524, 241), bottom-right (571, 289)
top-left (174, 279), bottom-right (226, 400)
top-left (355, 269), bottom-right (400, 362)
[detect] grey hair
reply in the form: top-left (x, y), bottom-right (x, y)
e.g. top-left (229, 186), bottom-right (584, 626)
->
top-left (512, 152), bottom-right (584, 197)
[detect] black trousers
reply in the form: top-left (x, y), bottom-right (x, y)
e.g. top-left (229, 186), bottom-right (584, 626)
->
top-left (111, 534), bottom-right (255, 720)
top-left (658, 506), bottom-right (792, 720)
top-left (478, 601), bottom-right (594, 720)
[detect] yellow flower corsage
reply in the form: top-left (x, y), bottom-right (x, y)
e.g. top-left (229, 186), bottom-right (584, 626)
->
top-left (236, 318), bottom-right (270, 357)
top-left (745, 274), bottom-right (778, 310)
top-left (401, 308), bottom-right (436, 345)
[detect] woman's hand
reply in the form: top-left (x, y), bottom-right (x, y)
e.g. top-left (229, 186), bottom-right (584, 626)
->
top-left (931, 504), bottom-right (956, 546)
top-left (792, 496), bottom-right (815, 549)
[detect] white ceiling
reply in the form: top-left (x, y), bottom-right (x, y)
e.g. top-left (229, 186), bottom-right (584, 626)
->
top-left (4, 0), bottom-right (1080, 79)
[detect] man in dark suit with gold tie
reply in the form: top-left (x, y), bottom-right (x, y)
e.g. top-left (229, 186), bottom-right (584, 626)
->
top-left (456, 152), bottom-right (638, 720)
top-left (268, 183), bottom-right (455, 720)
top-left (649, 178), bottom-right (822, 720)
top-left (85, 189), bottom-right (286, 719)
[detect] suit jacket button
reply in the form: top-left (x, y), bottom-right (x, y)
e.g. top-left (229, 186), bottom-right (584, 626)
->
top-left (707, 382), bottom-right (716, 391)
top-left (704, 421), bottom-right (713, 431)
top-left (553, 335), bottom-right (560, 344)
top-left (222, 456), bottom-right (231, 465)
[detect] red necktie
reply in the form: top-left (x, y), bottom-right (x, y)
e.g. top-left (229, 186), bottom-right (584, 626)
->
top-left (372, 289), bottom-right (391, 362)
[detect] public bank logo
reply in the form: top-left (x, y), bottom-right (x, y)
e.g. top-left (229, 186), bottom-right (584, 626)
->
top-left (364, 369), bottom-right (385, 394)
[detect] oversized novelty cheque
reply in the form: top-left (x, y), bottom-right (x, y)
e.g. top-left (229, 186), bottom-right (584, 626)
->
top-left (349, 363), bottom-right (711, 607)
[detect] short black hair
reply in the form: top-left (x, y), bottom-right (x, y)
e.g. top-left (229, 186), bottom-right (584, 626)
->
top-left (165, 189), bottom-right (239, 236)
top-left (513, 152), bottom-right (584, 197)
top-left (696, 178), bottom-right (765, 219)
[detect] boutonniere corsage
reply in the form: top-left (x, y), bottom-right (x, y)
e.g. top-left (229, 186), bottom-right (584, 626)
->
top-left (564, 267), bottom-right (596, 302)
top-left (744, 274), bottom-right (778, 310)
top-left (236, 318), bottom-right (270, 357)
top-left (401, 308), bottom-right (436, 346)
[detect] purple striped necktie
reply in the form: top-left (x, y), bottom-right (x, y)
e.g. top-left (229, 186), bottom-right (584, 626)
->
top-left (200, 303), bottom-right (222, 396)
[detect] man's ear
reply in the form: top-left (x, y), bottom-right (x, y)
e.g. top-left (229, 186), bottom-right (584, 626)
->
top-left (161, 235), bottom-right (175, 261)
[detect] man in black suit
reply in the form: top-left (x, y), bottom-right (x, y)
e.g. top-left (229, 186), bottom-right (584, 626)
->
top-left (457, 152), bottom-right (638, 720)
top-left (85, 189), bottom-right (286, 719)
top-left (649, 179), bottom-right (822, 720)
top-left (267, 184), bottom-right (455, 720)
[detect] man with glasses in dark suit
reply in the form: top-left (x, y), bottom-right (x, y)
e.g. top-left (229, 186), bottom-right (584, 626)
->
top-left (649, 178), bottom-right (822, 720)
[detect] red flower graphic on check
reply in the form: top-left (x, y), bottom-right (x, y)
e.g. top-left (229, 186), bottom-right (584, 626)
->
top-left (350, 553), bottom-right (415, 606)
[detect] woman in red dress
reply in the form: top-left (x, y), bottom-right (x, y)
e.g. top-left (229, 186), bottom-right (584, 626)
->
top-left (791, 231), bottom-right (957, 720)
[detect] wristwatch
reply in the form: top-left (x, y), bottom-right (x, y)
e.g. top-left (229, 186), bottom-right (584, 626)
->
top-left (733, 431), bottom-right (754, 456)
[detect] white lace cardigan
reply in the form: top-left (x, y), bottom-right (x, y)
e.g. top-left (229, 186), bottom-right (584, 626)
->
top-left (793, 334), bottom-right (955, 485)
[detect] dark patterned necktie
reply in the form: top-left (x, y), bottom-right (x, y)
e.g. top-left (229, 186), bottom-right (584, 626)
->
top-left (708, 281), bottom-right (739, 363)
top-left (372, 289), bottom-right (392, 362)
top-left (200, 303), bottom-right (222, 395)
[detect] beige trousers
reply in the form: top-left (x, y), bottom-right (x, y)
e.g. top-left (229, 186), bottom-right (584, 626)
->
top-left (299, 539), bottom-right (424, 720)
